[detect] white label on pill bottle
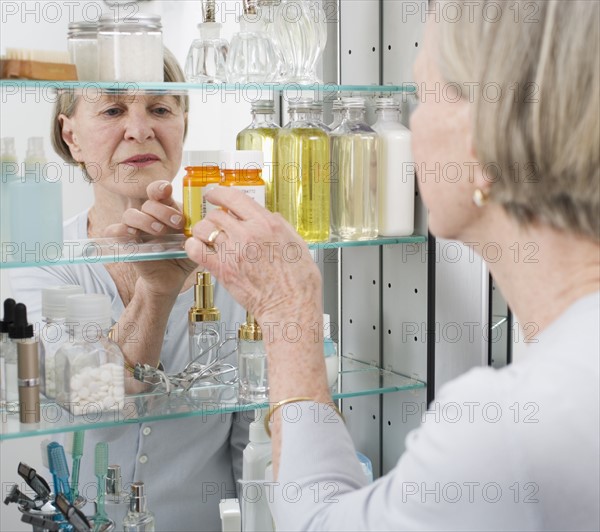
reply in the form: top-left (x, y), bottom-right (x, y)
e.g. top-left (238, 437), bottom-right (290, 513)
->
top-left (236, 186), bottom-right (265, 208)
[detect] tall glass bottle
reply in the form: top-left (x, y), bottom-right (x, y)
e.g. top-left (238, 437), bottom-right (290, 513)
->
top-left (188, 272), bottom-right (221, 367)
top-left (309, 101), bottom-right (331, 132)
top-left (274, 99), bottom-right (330, 242)
top-left (372, 98), bottom-right (415, 236)
top-left (273, 0), bottom-right (327, 83)
top-left (40, 285), bottom-right (84, 399)
top-left (0, 298), bottom-right (16, 406)
top-left (328, 99), bottom-right (344, 130)
top-left (236, 101), bottom-right (280, 211)
top-left (330, 97), bottom-right (379, 240)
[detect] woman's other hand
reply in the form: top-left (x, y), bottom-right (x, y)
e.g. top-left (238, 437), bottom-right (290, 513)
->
top-left (185, 186), bottom-right (323, 328)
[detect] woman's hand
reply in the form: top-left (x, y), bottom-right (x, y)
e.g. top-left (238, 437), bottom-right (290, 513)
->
top-left (104, 180), bottom-right (197, 297)
top-left (184, 186), bottom-right (323, 329)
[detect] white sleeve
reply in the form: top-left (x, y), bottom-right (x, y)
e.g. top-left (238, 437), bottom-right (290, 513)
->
top-left (271, 370), bottom-right (539, 531)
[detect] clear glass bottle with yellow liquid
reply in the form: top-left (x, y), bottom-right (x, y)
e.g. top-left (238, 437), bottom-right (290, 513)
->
top-left (182, 151), bottom-right (222, 237)
top-left (236, 100), bottom-right (279, 211)
top-left (274, 98), bottom-right (330, 242)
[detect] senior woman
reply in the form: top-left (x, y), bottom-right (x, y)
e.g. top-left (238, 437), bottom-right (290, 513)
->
top-left (186, 1), bottom-right (599, 530)
top-left (9, 51), bottom-right (247, 531)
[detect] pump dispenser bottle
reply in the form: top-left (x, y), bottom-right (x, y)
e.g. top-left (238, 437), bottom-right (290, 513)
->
top-left (241, 408), bottom-right (274, 532)
top-left (0, 298), bottom-right (16, 406)
top-left (122, 482), bottom-right (155, 532)
top-left (238, 312), bottom-right (268, 403)
top-left (189, 272), bottom-right (221, 366)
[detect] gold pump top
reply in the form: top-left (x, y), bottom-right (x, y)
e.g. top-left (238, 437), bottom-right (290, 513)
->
top-left (238, 311), bottom-right (262, 341)
top-left (189, 271), bottom-right (221, 322)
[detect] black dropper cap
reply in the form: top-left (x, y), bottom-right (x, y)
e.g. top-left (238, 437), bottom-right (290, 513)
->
top-left (8, 303), bottom-right (33, 340)
top-left (0, 298), bottom-right (16, 334)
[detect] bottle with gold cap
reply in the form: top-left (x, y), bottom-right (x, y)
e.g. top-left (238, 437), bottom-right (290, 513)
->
top-left (189, 271), bottom-right (221, 366)
top-left (238, 311), bottom-right (268, 403)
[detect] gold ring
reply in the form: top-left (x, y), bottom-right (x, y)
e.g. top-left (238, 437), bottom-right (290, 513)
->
top-left (207, 228), bottom-right (222, 245)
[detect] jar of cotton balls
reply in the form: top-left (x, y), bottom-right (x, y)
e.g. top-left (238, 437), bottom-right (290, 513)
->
top-left (55, 294), bottom-right (125, 416)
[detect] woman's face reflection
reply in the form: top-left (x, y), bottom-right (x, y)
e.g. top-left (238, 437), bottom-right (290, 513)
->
top-left (60, 93), bottom-right (185, 199)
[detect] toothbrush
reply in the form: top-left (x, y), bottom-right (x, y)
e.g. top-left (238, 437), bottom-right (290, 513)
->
top-left (41, 439), bottom-right (59, 496)
top-left (93, 442), bottom-right (109, 527)
top-left (70, 431), bottom-right (85, 500)
top-left (48, 442), bottom-right (72, 503)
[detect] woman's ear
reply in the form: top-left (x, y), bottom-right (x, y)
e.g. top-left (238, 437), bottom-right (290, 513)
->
top-left (464, 108), bottom-right (491, 193)
top-left (59, 114), bottom-right (83, 163)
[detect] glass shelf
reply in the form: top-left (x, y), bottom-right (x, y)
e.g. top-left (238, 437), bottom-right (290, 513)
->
top-left (0, 356), bottom-right (425, 440)
top-left (0, 234), bottom-right (427, 269)
top-left (0, 80), bottom-right (417, 96)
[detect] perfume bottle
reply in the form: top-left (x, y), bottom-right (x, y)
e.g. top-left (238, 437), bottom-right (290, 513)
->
top-left (185, 0), bottom-right (229, 83)
top-left (40, 285), bottom-right (84, 399)
top-left (122, 482), bottom-right (155, 532)
top-left (104, 465), bottom-right (129, 531)
top-left (372, 97), bottom-right (415, 236)
top-left (273, 0), bottom-right (328, 83)
top-left (189, 272), bottom-right (221, 367)
top-left (330, 97), bottom-right (379, 240)
top-left (227, 0), bottom-right (279, 83)
top-left (274, 98), bottom-right (330, 242)
top-left (236, 100), bottom-right (280, 211)
top-left (238, 312), bottom-right (268, 403)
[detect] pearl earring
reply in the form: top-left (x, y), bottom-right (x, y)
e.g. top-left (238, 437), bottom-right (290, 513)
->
top-left (472, 188), bottom-right (489, 208)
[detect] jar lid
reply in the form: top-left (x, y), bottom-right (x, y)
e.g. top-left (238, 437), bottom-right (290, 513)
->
top-left (68, 20), bottom-right (98, 36)
top-left (98, 13), bottom-right (162, 31)
top-left (220, 150), bottom-right (263, 170)
top-left (341, 97), bottom-right (366, 108)
top-left (183, 150), bottom-right (221, 168)
top-left (66, 294), bottom-right (112, 331)
top-left (42, 285), bottom-right (85, 320)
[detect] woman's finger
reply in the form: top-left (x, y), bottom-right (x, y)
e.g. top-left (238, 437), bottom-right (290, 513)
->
top-left (122, 208), bottom-right (171, 235)
top-left (146, 180), bottom-right (179, 208)
top-left (103, 222), bottom-right (137, 238)
top-left (141, 200), bottom-right (184, 230)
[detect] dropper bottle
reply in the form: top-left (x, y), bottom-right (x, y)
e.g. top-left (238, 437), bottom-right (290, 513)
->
top-left (238, 311), bottom-right (268, 403)
top-left (0, 298), bottom-right (16, 406)
top-left (188, 272), bottom-right (221, 366)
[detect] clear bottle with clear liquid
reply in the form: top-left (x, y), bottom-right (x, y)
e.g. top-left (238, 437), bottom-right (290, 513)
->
top-left (371, 98), bottom-right (415, 236)
top-left (0, 298), bottom-right (16, 406)
top-left (236, 101), bottom-right (280, 212)
top-left (330, 98), bottom-right (379, 240)
top-left (188, 272), bottom-right (221, 368)
top-left (238, 312), bottom-right (268, 403)
top-left (274, 99), bottom-right (330, 242)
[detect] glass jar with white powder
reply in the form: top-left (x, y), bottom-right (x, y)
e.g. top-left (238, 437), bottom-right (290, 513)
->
top-left (98, 13), bottom-right (163, 82)
top-left (68, 21), bottom-right (98, 81)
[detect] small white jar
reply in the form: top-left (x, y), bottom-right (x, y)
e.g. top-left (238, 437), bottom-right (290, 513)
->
top-left (98, 13), bottom-right (163, 82)
top-left (68, 21), bottom-right (98, 81)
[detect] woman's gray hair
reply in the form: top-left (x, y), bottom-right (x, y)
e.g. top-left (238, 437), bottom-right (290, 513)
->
top-left (436, 0), bottom-right (599, 241)
top-left (51, 47), bottom-right (189, 168)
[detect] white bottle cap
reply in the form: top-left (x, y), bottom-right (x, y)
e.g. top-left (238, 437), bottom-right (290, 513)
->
top-left (66, 294), bottom-right (112, 331)
top-left (249, 408), bottom-right (270, 443)
top-left (183, 150), bottom-right (221, 168)
top-left (42, 285), bottom-right (84, 320)
top-left (1, 137), bottom-right (17, 158)
top-left (219, 150), bottom-right (264, 170)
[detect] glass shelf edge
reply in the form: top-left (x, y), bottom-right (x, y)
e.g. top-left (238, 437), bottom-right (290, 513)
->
top-left (0, 235), bottom-right (427, 269)
top-left (0, 357), bottom-right (425, 441)
top-left (0, 79), bottom-right (417, 94)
